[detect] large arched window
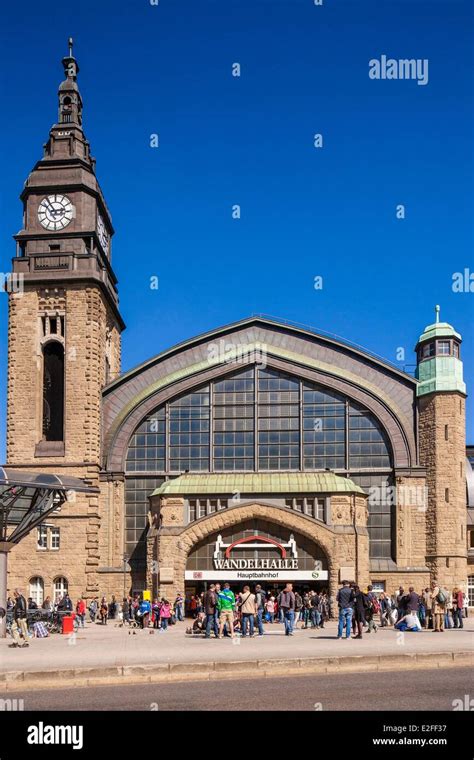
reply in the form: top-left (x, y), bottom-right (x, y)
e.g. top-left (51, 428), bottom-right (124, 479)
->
top-left (124, 366), bottom-right (394, 562)
top-left (42, 341), bottom-right (64, 441)
top-left (125, 367), bottom-right (392, 474)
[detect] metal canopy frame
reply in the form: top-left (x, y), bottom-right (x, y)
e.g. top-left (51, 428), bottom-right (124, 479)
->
top-left (0, 467), bottom-right (99, 638)
top-left (0, 467), bottom-right (99, 545)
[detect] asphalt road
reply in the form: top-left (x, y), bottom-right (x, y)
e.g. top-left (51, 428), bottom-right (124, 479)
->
top-left (22, 667), bottom-right (471, 711)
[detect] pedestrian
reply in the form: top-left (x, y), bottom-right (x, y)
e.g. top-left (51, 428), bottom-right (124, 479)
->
top-left (265, 595), bottom-right (275, 623)
top-left (217, 583), bottom-right (236, 639)
top-left (452, 587), bottom-right (464, 629)
top-left (365, 585), bottom-right (378, 633)
top-left (99, 596), bottom-right (108, 625)
top-left (8, 589), bottom-right (29, 649)
top-left (152, 598), bottom-right (161, 629)
top-left (294, 590), bottom-right (303, 628)
top-left (254, 584), bottom-right (266, 636)
top-left (160, 599), bottom-right (171, 630)
top-left (336, 580), bottom-right (355, 639)
top-left (396, 586), bottom-right (407, 619)
top-left (203, 583), bottom-right (219, 639)
top-left (75, 597), bottom-right (86, 628)
top-left (88, 597), bottom-right (98, 623)
top-left (239, 586), bottom-right (257, 638)
top-left (395, 612), bottom-right (421, 632)
top-left (190, 595), bottom-right (198, 619)
top-left (444, 590), bottom-right (454, 629)
top-left (43, 596), bottom-right (52, 611)
top-left (422, 587), bottom-right (432, 629)
top-left (138, 596), bottom-right (151, 629)
top-left (277, 583), bottom-right (296, 636)
top-left (431, 580), bottom-right (447, 632)
top-left (352, 585), bottom-right (368, 639)
top-left (174, 592), bottom-right (184, 622)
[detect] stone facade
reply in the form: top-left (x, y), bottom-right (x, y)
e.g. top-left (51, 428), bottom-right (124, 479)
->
top-left (4, 45), bottom-right (471, 610)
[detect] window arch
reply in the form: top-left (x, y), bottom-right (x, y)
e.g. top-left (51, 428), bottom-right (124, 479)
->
top-left (53, 576), bottom-right (68, 602)
top-left (29, 576), bottom-right (44, 606)
top-left (42, 341), bottom-right (65, 441)
top-left (125, 366), bottom-right (392, 474)
top-left (124, 366), bottom-right (394, 562)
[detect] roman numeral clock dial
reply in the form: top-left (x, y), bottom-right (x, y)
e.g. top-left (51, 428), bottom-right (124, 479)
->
top-left (37, 194), bottom-right (74, 231)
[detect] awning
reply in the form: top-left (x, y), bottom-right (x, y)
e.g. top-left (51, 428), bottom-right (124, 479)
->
top-left (151, 471), bottom-right (365, 497)
top-left (0, 467), bottom-right (99, 545)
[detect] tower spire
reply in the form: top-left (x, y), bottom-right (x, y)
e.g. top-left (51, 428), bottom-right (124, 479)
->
top-left (435, 304), bottom-right (440, 323)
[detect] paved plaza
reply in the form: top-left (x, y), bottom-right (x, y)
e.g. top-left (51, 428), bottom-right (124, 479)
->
top-left (1, 618), bottom-right (472, 685)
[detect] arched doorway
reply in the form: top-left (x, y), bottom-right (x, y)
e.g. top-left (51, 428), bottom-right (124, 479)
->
top-left (185, 518), bottom-right (330, 604)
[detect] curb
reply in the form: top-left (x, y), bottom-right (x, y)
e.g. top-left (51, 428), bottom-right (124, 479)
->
top-left (0, 650), bottom-right (472, 692)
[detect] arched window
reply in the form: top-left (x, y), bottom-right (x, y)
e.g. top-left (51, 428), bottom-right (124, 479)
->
top-left (42, 342), bottom-right (64, 441)
top-left (29, 576), bottom-right (44, 606)
top-left (53, 576), bottom-right (68, 602)
top-left (468, 576), bottom-right (474, 608)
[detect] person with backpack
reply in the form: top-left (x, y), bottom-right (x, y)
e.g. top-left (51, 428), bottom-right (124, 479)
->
top-left (217, 583), bottom-right (236, 639)
top-left (452, 587), bottom-right (464, 629)
top-left (254, 585), bottom-right (266, 636)
top-left (365, 585), bottom-right (378, 633)
top-left (239, 585), bottom-right (257, 637)
top-left (431, 580), bottom-right (447, 631)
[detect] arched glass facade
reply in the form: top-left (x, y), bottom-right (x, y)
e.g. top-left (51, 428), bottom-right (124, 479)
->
top-left (124, 367), bottom-right (394, 563)
top-left (125, 368), bottom-right (392, 474)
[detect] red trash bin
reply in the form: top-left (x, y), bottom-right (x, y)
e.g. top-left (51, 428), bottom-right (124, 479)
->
top-left (62, 615), bottom-right (74, 634)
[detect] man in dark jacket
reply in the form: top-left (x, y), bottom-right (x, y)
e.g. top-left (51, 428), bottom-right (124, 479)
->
top-left (9, 589), bottom-right (29, 648)
top-left (277, 584), bottom-right (296, 636)
top-left (336, 580), bottom-right (355, 639)
top-left (203, 584), bottom-right (219, 638)
top-left (406, 587), bottom-right (420, 614)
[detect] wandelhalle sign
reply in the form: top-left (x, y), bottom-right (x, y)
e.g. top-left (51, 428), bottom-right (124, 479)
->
top-left (184, 534), bottom-right (328, 582)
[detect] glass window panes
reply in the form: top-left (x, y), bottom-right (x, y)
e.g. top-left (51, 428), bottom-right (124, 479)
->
top-left (126, 407), bottom-right (166, 472)
top-left (214, 369), bottom-right (254, 471)
top-left (124, 478), bottom-right (164, 562)
top-left (349, 404), bottom-right (391, 469)
top-left (258, 369), bottom-right (299, 470)
top-left (437, 340), bottom-right (451, 355)
top-left (53, 576), bottom-right (68, 603)
top-left (351, 474), bottom-right (393, 560)
top-left (303, 382), bottom-right (346, 470)
top-left (169, 387), bottom-right (210, 471)
top-left (50, 527), bottom-right (60, 549)
top-left (29, 576), bottom-right (44, 606)
top-left (37, 524), bottom-right (48, 549)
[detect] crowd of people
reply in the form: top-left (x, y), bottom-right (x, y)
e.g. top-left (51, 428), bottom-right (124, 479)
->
top-left (336, 580), bottom-right (468, 639)
top-left (5, 580), bottom-right (469, 647)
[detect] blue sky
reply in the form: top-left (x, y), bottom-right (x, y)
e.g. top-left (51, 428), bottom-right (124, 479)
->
top-left (0, 0), bottom-right (473, 458)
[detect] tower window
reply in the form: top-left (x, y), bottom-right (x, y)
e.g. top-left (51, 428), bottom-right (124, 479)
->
top-left (445, 425), bottom-right (449, 441)
top-left (445, 488), bottom-right (449, 503)
top-left (437, 340), bottom-right (451, 355)
top-left (421, 342), bottom-right (435, 359)
top-left (42, 341), bottom-right (64, 441)
top-left (453, 343), bottom-right (460, 358)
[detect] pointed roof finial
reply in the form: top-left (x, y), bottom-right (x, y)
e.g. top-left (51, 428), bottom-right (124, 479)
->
top-left (68, 37), bottom-right (74, 57)
top-left (435, 304), bottom-right (440, 323)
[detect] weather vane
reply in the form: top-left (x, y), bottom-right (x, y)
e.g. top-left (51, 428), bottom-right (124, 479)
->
top-left (68, 37), bottom-right (74, 57)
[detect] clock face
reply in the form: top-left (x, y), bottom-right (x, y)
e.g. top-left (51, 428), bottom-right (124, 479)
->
top-left (38, 194), bottom-right (74, 231)
top-left (97, 212), bottom-right (109, 254)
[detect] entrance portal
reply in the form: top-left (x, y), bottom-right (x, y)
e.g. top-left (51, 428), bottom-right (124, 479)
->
top-left (185, 518), bottom-right (330, 613)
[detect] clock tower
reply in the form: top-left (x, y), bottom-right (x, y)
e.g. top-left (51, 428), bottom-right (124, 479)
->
top-left (6, 41), bottom-right (125, 597)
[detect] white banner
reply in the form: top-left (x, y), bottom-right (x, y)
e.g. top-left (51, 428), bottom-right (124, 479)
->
top-left (185, 570), bottom-right (328, 582)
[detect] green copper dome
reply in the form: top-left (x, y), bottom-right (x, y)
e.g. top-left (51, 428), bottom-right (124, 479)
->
top-left (416, 306), bottom-right (465, 397)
